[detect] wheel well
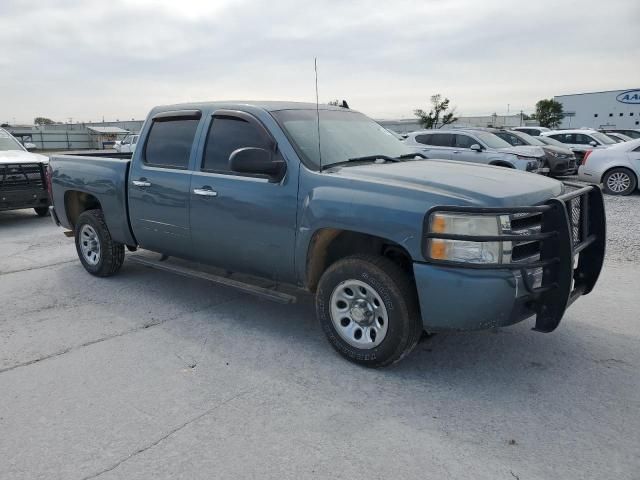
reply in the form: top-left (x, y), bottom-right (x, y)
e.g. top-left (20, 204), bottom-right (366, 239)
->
top-left (489, 161), bottom-right (515, 168)
top-left (305, 229), bottom-right (413, 292)
top-left (64, 191), bottom-right (102, 228)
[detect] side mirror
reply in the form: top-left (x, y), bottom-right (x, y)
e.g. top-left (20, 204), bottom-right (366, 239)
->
top-left (24, 142), bottom-right (37, 151)
top-left (470, 144), bottom-right (483, 152)
top-left (229, 147), bottom-right (286, 182)
top-left (589, 141), bottom-right (598, 147)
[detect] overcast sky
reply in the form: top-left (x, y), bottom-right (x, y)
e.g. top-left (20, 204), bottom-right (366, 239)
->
top-left (1, 0), bottom-right (639, 124)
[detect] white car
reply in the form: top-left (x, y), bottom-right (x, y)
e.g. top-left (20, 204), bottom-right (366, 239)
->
top-left (603, 132), bottom-right (633, 143)
top-left (578, 138), bottom-right (640, 195)
top-left (114, 134), bottom-right (139, 153)
top-left (0, 127), bottom-right (50, 216)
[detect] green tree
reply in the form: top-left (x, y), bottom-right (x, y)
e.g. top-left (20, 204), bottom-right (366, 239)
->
top-left (34, 117), bottom-right (55, 125)
top-left (534, 99), bottom-right (564, 128)
top-left (414, 94), bottom-right (458, 129)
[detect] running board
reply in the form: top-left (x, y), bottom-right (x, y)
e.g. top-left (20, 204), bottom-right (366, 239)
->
top-left (127, 255), bottom-right (297, 304)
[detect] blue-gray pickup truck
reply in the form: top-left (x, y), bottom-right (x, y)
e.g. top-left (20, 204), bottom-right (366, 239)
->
top-left (48, 102), bottom-right (606, 367)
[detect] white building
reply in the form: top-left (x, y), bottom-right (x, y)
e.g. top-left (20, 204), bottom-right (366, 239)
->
top-left (555, 88), bottom-right (640, 129)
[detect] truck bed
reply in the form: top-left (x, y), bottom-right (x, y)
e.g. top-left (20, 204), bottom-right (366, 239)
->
top-left (49, 155), bottom-right (136, 245)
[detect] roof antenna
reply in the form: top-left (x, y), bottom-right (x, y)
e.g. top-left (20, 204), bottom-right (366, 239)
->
top-left (315, 57), bottom-right (322, 172)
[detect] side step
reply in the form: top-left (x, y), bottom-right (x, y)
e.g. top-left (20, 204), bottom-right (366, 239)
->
top-left (127, 255), bottom-right (297, 304)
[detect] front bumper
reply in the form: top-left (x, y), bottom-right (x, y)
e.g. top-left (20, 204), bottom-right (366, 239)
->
top-left (0, 188), bottom-right (49, 212)
top-left (414, 183), bottom-right (606, 332)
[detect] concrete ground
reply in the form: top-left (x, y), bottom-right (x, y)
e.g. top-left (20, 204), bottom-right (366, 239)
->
top-left (1, 197), bottom-right (638, 480)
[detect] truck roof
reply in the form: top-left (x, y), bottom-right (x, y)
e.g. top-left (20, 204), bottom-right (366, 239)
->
top-left (151, 100), bottom-right (350, 113)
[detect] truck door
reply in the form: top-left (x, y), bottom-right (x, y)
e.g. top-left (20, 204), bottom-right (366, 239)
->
top-left (128, 110), bottom-right (202, 257)
top-left (189, 110), bottom-right (297, 282)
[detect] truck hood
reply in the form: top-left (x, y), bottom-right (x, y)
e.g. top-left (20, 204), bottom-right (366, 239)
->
top-left (328, 159), bottom-right (564, 206)
top-left (496, 145), bottom-right (546, 158)
top-left (0, 149), bottom-right (49, 165)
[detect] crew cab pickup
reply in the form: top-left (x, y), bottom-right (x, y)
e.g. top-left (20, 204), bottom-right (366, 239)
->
top-left (1, 127), bottom-right (50, 216)
top-left (48, 102), bottom-right (606, 367)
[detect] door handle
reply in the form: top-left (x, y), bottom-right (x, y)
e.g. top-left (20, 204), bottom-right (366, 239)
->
top-left (193, 188), bottom-right (218, 197)
top-left (132, 180), bottom-right (151, 187)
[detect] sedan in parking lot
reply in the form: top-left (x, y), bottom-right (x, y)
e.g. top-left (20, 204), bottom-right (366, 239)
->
top-left (578, 138), bottom-right (640, 195)
top-left (491, 129), bottom-right (577, 177)
top-left (403, 129), bottom-right (544, 172)
top-left (600, 128), bottom-right (640, 140)
top-left (603, 132), bottom-right (633, 143)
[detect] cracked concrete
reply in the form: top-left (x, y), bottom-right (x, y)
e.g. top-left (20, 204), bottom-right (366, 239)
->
top-left (1, 205), bottom-right (639, 480)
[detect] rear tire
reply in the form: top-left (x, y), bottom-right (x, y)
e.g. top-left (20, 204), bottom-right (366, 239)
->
top-left (602, 168), bottom-right (637, 196)
top-left (74, 209), bottom-right (125, 277)
top-left (34, 207), bottom-right (49, 217)
top-left (316, 255), bottom-right (422, 367)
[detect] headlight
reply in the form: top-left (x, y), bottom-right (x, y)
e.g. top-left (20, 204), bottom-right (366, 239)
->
top-left (427, 213), bottom-right (512, 264)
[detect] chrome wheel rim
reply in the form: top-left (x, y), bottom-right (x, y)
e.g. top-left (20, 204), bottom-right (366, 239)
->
top-left (607, 172), bottom-right (631, 193)
top-left (330, 279), bottom-right (389, 349)
top-left (79, 224), bottom-right (101, 266)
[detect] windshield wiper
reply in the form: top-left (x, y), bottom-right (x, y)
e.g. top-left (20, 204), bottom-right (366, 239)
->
top-left (324, 155), bottom-right (399, 170)
top-left (396, 152), bottom-right (427, 160)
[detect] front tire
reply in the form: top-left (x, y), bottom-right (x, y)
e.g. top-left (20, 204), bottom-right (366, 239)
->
top-left (74, 209), bottom-right (125, 277)
top-left (34, 207), bottom-right (49, 217)
top-left (603, 168), bottom-right (637, 195)
top-left (316, 255), bottom-right (422, 367)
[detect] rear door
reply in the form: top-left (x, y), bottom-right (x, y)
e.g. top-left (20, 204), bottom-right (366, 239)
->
top-left (413, 133), bottom-right (454, 159)
top-left (128, 110), bottom-right (202, 257)
top-left (188, 110), bottom-right (298, 281)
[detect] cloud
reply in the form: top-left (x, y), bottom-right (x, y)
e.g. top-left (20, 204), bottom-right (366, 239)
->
top-left (1, 0), bottom-right (639, 123)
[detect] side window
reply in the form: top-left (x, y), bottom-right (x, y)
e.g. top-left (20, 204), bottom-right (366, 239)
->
top-left (144, 119), bottom-right (199, 169)
top-left (453, 134), bottom-right (476, 148)
top-left (202, 116), bottom-right (269, 173)
top-left (575, 134), bottom-right (595, 145)
top-left (633, 146), bottom-right (640, 152)
top-left (415, 134), bottom-right (432, 145)
top-left (430, 133), bottom-right (453, 147)
top-left (550, 133), bottom-right (573, 144)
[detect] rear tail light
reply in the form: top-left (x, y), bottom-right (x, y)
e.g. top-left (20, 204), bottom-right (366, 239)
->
top-left (582, 150), bottom-right (592, 165)
top-left (44, 164), bottom-right (53, 197)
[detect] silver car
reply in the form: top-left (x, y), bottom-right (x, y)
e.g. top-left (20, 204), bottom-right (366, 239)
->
top-left (578, 138), bottom-right (640, 195)
top-left (403, 128), bottom-right (543, 172)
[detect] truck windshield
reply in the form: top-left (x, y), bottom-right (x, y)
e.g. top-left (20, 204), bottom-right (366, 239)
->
top-left (0, 129), bottom-right (25, 152)
top-left (271, 109), bottom-right (416, 169)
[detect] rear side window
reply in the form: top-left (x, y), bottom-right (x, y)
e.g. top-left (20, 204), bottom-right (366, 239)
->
top-left (144, 119), bottom-right (199, 169)
top-left (202, 117), bottom-right (269, 173)
top-left (415, 134), bottom-right (432, 145)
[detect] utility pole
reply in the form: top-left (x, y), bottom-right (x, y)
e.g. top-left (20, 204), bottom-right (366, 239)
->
top-left (520, 110), bottom-right (523, 126)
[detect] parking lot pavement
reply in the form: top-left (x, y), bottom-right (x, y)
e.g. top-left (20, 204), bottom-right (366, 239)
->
top-left (1, 197), bottom-right (639, 480)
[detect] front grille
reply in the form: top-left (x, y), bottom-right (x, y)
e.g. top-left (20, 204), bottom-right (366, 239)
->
top-left (568, 158), bottom-right (577, 170)
top-left (0, 163), bottom-right (45, 191)
top-left (566, 196), bottom-right (583, 246)
top-left (509, 212), bottom-right (542, 262)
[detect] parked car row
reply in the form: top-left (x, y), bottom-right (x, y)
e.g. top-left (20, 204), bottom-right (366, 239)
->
top-left (403, 128), bottom-right (554, 176)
